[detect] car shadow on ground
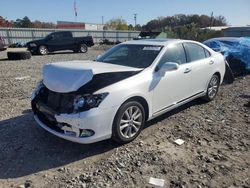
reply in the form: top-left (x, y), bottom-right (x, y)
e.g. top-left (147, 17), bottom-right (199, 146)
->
top-left (239, 94), bottom-right (250, 107)
top-left (0, 58), bottom-right (8, 61)
top-left (145, 98), bottom-right (207, 128)
top-left (0, 98), bottom-right (206, 179)
top-left (0, 112), bottom-right (118, 179)
top-left (48, 51), bottom-right (76, 55)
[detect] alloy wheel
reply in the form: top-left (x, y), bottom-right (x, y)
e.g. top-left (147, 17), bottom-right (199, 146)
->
top-left (39, 46), bottom-right (48, 55)
top-left (80, 44), bottom-right (87, 53)
top-left (208, 76), bottom-right (219, 99)
top-left (119, 106), bottom-right (142, 138)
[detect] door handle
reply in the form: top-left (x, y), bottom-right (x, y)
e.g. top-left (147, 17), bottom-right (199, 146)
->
top-left (209, 60), bottom-right (215, 65)
top-left (184, 68), bottom-right (191, 73)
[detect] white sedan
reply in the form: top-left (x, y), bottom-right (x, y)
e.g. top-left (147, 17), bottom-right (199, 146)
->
top-left (31, 39), bottom-right (225, 144)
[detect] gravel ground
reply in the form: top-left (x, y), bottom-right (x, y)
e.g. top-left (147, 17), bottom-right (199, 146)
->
top-left (0, 48), bottom-right (249, 188)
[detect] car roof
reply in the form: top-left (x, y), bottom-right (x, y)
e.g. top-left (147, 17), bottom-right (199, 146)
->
top-left (124, 38), bottom-right (182, 46)
top-left (204, 37), bottom-right (240, 43)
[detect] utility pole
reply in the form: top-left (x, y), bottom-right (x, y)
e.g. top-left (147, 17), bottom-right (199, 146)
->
top-left (74, 0), bottom-right (77, 22)
top-left (102, 16), bottom-right (104, 40)
top-left (134, 13), bottom-right (137, 28)
top-left (210, 11), bottom-right (214, 29)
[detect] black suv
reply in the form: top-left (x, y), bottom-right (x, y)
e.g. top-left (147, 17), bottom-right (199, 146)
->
top-left (27, 31), bottom-right (94, 55)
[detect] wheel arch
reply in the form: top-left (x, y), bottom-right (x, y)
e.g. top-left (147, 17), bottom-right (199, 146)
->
top-left (214, 71), bottom-right (221, 83)
top-left (121, 96), bottom-right (149, 122)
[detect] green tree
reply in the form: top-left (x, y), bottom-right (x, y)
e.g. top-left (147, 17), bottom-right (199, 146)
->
top-left (142, 14), bottom-right (227, 31)
top-left (135, 24), bottom-right (142, 31)
top-left (14, 16), bottom-right (33, 28)
top-left (105, 18), bottom-right (129, 30)
top-left (174, 23), bottom-right (223, 41)
top-left (128, 24), bottom-right (134, 30)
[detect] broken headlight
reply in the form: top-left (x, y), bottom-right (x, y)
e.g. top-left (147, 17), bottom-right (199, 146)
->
top-left (73, 93), bottom-right (108, 112)
top-left (31, 80), bottom-right (44, 100)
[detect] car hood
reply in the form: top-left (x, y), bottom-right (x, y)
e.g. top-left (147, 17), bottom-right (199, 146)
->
top-left (43, 60), bottom-right (142, 93)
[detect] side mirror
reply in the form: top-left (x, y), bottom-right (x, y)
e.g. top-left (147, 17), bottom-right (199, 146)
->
top-left (158, 62), bottom-right (179, 73)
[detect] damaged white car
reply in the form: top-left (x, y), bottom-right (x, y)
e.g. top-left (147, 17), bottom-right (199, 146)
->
top-left (31, 39), bottom-right (225, 144)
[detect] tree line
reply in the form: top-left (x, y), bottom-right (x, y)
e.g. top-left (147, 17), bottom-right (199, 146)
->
top-left (0, 16), bottom-right (56, 28)
top-left (0, 14), bottom-right (227, 41)
top-left (140, 14), bottom-right (227, 41)
top-left (142, 14), bottom-right (227, 31)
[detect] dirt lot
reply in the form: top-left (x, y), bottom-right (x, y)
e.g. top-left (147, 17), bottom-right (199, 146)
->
top-left (0, 48), bottom-right (249, 188)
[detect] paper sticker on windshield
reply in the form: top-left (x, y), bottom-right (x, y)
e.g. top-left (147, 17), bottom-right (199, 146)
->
top-left (143, 46), bottom-right (161, 51)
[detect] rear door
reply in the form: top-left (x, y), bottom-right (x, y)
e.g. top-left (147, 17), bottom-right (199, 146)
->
top-left (60, 32), bottom-right (75, 50)
top-left (183, 42), bottom-right (215, 95)
top-left (47, 32), bottom-right (74, 51)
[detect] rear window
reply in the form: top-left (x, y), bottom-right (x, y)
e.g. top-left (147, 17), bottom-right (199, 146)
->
top-left (184, 43), bottom-right (206, 62)
top-left (204, 48), bottom-right (211, 57)
top-left (52, 32), bottom-right (71, 39)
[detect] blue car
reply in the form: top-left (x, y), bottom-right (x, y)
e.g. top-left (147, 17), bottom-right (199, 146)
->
top-left (204, 37), bottom-right (250, 76)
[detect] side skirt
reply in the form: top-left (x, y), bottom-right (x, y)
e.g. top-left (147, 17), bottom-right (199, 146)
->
top-left (150, 91), bottom-right (205, 120)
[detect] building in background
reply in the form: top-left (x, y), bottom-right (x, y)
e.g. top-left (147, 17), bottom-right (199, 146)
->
top-left (56, 21), bottom-right (104, 30)
top-left (57, 21), bottom-right (85, 29)
top-left (222, 26), bottom-right (250, 37)
top-left (85, 23), bottom-right (104, 30)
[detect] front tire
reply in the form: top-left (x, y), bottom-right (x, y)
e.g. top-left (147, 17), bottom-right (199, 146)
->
top-left (38, 45), bottom-right (48, 55)
top-left (112, 101), bottom-right (145, 144)
top-left (203, 74), bottom-right (220, 102)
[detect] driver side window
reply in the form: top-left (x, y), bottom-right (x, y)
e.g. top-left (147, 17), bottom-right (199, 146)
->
top-left (158, 43), bottom-right (186, 69)
top-left (103, 46), bottom-right (128, 62)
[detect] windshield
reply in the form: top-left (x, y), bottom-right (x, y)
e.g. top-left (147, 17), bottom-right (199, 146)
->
top-left (96, 44), bottom-right (163, 68)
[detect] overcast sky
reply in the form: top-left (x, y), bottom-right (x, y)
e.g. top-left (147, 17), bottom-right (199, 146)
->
top-left (1, 0), bottom-right (249, 26)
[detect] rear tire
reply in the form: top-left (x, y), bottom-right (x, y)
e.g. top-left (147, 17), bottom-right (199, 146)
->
top-left (79, 43), bottom-right (88, 53)
top-left (112, 101), bottom-right (145, 144)
top-left (203, 74), bottom-right (220, 102)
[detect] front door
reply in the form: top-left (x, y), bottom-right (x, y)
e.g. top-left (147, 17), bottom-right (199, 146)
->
top-left (152, 43), bottom-right (192, 114)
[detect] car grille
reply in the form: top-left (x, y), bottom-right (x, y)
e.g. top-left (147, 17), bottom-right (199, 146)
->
top-left (37, 87), bottom-right (75, 114)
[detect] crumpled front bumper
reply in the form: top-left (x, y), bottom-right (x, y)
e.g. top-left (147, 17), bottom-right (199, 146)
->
top-left (32, 100), bottom-right (118, 144)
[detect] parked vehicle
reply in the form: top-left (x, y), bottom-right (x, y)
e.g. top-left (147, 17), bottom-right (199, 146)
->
top-left (8, 42), bottom-right (26, 48)
top-left (31, 39), bottom-right (225, 144)
top-left (203, 37), bottom-right (250, 76)
top-left (0, 36), bottom-right (6, 51)
top-left (27, 31), bottom-right (94, 55)
top-left (100, 38), bottom-right (121, 45)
